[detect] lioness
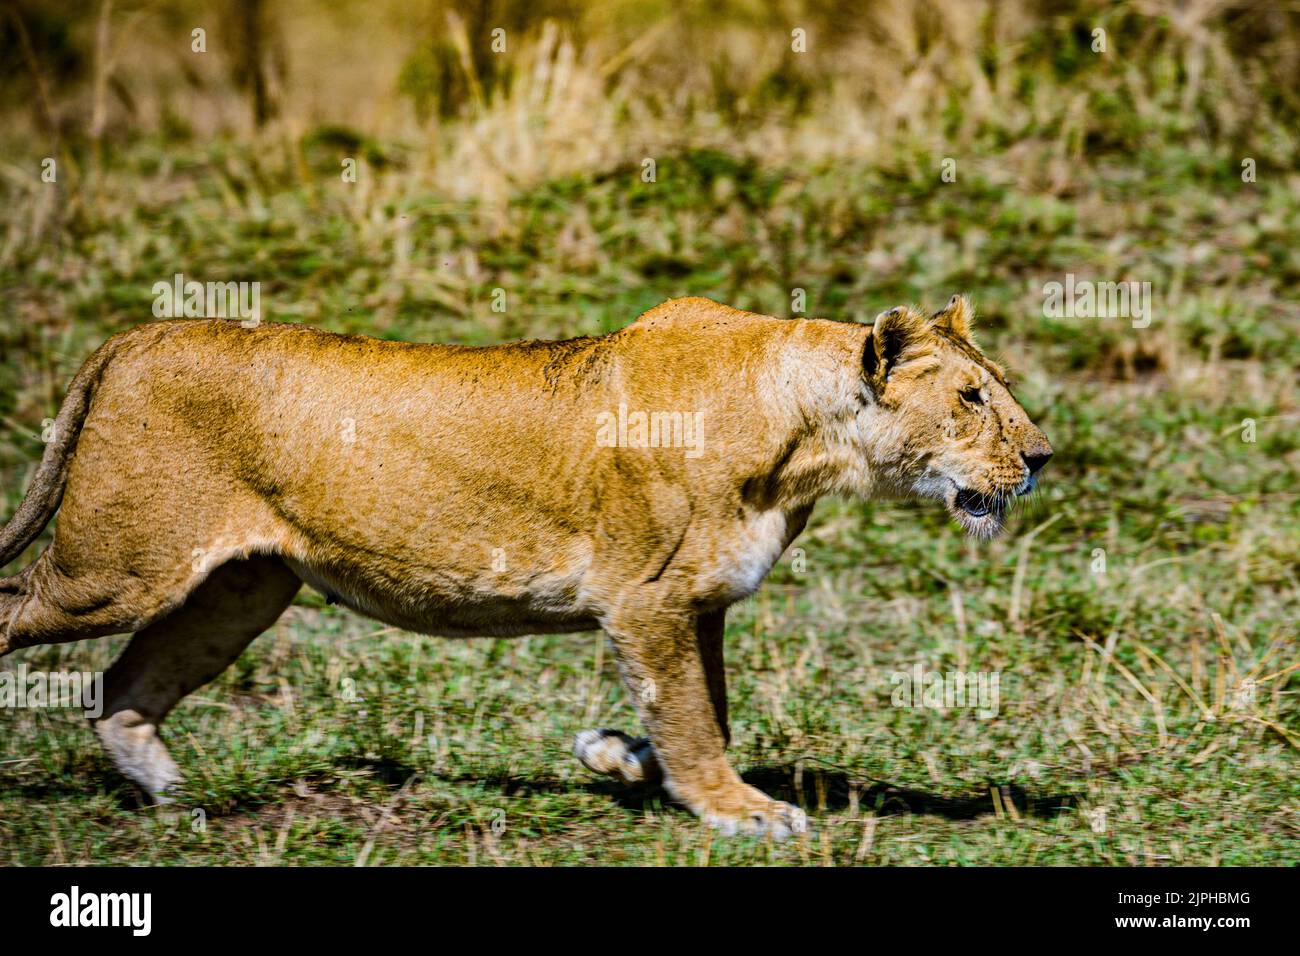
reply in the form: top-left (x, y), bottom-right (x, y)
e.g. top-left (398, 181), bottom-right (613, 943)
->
top-left (0, 296), bottom-right (1049, 834)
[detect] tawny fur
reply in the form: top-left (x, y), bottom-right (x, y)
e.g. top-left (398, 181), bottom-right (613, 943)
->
top-left (0, 295), bottom-right (1050, 834)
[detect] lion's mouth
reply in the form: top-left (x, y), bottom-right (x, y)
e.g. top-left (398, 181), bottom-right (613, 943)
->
top-left (954, 475), bottom-right (1037, 518)
top-left (954, 488), bottom-right (997, 518)
top-left (945, 478), bottom-right (1035, 539)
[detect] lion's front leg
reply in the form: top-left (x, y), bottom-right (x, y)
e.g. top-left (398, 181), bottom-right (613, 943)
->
top-left (579, 603), bottom-right (802, 837)
top-left (573, 608), bottom-right (730, 786)
top-left (695, 609), bottom-right (729, 746)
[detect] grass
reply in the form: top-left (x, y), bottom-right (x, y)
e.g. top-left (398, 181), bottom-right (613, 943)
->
top-left (0, 1), bottom-right (1297, 865)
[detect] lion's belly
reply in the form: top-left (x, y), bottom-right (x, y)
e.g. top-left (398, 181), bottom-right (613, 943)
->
top-left (283, 555), bottom-right (600, 638)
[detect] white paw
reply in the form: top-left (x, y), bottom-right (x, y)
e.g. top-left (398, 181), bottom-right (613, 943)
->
top-left (572, 729), bottom-right (661, 785)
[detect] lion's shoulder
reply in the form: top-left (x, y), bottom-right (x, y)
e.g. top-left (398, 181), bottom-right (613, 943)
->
top-left (627, 296), bottom-right (765, 331)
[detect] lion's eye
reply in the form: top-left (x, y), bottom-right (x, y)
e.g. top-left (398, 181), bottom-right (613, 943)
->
top-left (960, 386), bottom-right (984, 405)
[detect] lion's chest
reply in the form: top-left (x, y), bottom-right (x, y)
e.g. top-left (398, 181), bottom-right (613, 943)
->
top-left (695, 510), bottom-right (797, 604)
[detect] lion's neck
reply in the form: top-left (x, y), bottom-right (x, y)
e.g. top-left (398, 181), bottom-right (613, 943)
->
top-left (753, 320), bottom-right (888, 510)
top-left (766, 408), bottom-right (887, 509)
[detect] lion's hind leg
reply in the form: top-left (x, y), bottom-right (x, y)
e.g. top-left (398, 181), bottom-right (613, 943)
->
top-left (91, 555), bottom-right (301, 802)
top-left (573, 729), bottom-right (662, 785)
top-left (1, 546), bottom-right (188, 658)
top-left (0, 565), bottom-right (34, 656)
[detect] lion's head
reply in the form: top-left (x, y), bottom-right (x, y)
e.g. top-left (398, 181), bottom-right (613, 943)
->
top-left (860, 295), bottom-right (1052, 539)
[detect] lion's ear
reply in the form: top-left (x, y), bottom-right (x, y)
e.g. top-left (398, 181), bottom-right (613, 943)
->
top-left (931, 294), bottom-right (975, 341)
top-left (864, 306), bottom-right (927, 384)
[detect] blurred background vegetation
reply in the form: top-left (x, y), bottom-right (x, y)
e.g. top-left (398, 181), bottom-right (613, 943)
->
top-left (4, 1), bottom-right (1300, 184)
top-left (0, 1), bottom-right (1296, 864)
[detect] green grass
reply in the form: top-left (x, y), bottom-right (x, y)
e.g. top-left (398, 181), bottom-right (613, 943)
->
top-left (0, 126), bottom-right (1297, 864)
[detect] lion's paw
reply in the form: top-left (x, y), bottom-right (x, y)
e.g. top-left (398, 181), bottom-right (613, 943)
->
top-left (572, 728), bottom-right (662, 785)
top-left (702, 797), bottom-right (807, 840)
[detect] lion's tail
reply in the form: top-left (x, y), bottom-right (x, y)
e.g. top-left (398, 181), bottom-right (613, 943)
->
top-left (0, 335), bottom-right (121, 570)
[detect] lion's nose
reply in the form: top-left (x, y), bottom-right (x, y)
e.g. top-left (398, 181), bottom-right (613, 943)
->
top-left (1022, 449), bottom-right (1052, 474)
